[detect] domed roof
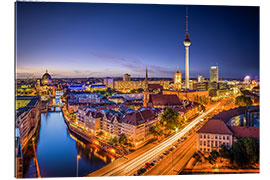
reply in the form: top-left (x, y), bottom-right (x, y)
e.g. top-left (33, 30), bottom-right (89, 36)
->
top-left (42, 70), bottom-right (52, 81)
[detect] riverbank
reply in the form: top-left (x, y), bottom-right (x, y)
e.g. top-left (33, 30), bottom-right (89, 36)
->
top-left (61, 106), bottom-right (122, 158)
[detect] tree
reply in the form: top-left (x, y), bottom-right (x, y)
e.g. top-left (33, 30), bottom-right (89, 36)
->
top-left (149, 126), bottom-right (158, 138)
top-left (149, 124), bottom-right (163, 140)
top-left (219, 137), bottom-right (259, 168)
top-left (97, 131), bottom-right (104, 136)
top-left (209, 89), bottom-right (217, 97)
top-left (243, 137), bottom-right (259, 163)
top-left (118, 133), bottom-right (128, 145)
top-left (109, 136), bottom-right (118, 146)
top-left (208, 150), bottom-right (220, 165)
top-left (235, 95), bottom-right (252, 106)
top-left (160, 108), bottom-right (180, 132)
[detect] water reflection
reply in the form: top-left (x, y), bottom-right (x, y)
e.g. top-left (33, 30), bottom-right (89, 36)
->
top-left (24, 111), bottom-right (111, 177)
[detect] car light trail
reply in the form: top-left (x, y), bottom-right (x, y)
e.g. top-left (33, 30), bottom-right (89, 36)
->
top-left (103, 103), bottom-right (220, 176)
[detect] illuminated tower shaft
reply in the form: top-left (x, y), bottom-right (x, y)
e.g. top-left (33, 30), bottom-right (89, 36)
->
top-left (185, 45), bottom-right (190, 89)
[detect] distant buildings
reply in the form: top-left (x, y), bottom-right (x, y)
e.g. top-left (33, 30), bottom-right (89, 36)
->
top-left (210, 66), bottom-right (219, 82)
top-left (104, 77), bottom-right (170, 93)
top-left (123, 73), bottom-right (131, 81)
top-left (163, 90), bottom-right (209, 102)
top-left (108, 93), bottom-right (143, 105)
top-left (197, 75), bottom-right (204, 83)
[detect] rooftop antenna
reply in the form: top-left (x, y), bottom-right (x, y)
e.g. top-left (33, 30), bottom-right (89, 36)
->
top-left (185, 7), bottom-right (190, 39)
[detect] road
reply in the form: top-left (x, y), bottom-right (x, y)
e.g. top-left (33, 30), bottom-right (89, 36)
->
top-left (144, 134), bottom-right (197, 175)
top-left (87, 102), bottom-right (220, 176)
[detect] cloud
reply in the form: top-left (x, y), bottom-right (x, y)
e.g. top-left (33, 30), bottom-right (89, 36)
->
top-left (16, 73), bottom-right (34, 78)
top-left (86, 50), bottom-right (175, 77)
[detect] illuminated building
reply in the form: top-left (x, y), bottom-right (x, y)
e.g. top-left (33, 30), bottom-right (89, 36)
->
top-left (163, 90), bottom-right (208, 102)
top-left (184, 8), bottom-right (191, 90)
top-left (16, 96), bottom-right (41, 149)
top-left (37, 70), bottom-right (55, 100)
top-left (195, 82), bottom-right (208, 91)
top-left (114, 79), bottom-right (170, 93)
top-left (244, 75), bottom-right (251, 84)
top-left (197, 119), bottom-right (233, 153)
top-left (210, 66), bottom-right (219, 82)
top-left (108, 93), bottom-right (143, 104)
top-left (174, 67), bottom-right (182, 90)
top-left (197, 75), bottom-right (204, 83)
top-left (197, 107), bottom-right (259, 153)
top-left (104, 78), bottom-right (115, 89)
top-left (143, 68), bottom-right (182, 108)
top-left (76, 105), bottom-right (160, 147)
top-left (41, 69), bottom-right (52, 85)
top-left (123, 73), bottom-right (131, 81)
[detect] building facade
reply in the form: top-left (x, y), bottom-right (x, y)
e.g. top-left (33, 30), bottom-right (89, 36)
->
top-left (210, 66), bottom-right (219, 82)
top-left (174, 68), bottom-right (182, 90)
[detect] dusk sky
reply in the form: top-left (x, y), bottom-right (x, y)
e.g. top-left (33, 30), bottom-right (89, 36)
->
top-left (16, 2), bottom-right (259, 79)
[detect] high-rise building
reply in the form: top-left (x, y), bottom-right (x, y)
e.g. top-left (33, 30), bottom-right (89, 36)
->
top-left (174, 67), bottom-right (182, 90)
top-left (197, 75), bottom-right (204, 83)
top-left (210, 66), bottom-right (219, 82)
top-left (123, 73), bottom-right (131, 81)
top-left (184, 8), bottom-right (191, 90)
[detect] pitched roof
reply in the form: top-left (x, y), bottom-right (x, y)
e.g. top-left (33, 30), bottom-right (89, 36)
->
top-left (229, 126), bottom-right (259, 139)
top-left (123, 109), bottom-right (157, 125)
top-left (148, 84), bottom-right (163, 90)
top-left (197, 119), bottom-right (233, 135)
top-left (149, 94), bottom-right (182, 106)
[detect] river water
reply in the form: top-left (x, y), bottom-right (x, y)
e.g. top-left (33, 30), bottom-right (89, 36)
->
top-left (23, 110), bottom-right (113, 178)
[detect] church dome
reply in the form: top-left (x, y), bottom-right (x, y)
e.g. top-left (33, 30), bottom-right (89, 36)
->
top-left (41, 70), bottom-right (52, 85)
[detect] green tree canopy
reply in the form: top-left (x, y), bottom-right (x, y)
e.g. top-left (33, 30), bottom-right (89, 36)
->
top-left (235, 95), bottom-right (253, 106)
top-left (219, 137), bottom-right (259, 167)
top-left (118, 133), bottom-right (128, 145)
top-left (160, 108), bottom-right (180, 131)
top-left (208, 150), bottom-right (220, 165)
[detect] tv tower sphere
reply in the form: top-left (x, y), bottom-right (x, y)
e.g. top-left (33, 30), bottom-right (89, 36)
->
top-left (183, 38), bottom-right (191, 46)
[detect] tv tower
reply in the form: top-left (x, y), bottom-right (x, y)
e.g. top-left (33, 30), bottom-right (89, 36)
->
top-left (183, 7), bottom-right (191, 90)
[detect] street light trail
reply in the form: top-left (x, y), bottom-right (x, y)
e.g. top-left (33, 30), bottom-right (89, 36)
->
top-left (103, 102), bottom-right (220, 176)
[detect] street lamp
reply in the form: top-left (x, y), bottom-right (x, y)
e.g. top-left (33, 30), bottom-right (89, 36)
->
top-left (76, 154), bottom-right (80, 177)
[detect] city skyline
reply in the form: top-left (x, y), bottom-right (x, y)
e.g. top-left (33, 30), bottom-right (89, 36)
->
top-left (16, 2), bottom-right (259, 79)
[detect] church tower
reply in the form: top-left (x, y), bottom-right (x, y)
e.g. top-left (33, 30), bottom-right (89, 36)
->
top-left (143, 67), bottom-right (150, 107)
top-left (174, 66), bottom-right (182, 90)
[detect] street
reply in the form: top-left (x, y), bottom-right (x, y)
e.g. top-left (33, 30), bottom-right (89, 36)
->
top-left (87, 102), bottom-right (220, 176)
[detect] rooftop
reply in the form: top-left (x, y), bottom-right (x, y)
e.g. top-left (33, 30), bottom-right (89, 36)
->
top-left (149, 94), bottom-right (182, 106)
top-left (229, 126), bottom-right (259, 139)
top-left (197, 119), bottom-right (233, 135)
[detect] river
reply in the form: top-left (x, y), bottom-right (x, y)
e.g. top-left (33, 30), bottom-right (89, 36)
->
top-left (23, 109), bottom-right (113, 178)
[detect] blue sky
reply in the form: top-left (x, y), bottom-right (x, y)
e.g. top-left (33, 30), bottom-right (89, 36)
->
top-left (16, 2), bottom-right (259, 79)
